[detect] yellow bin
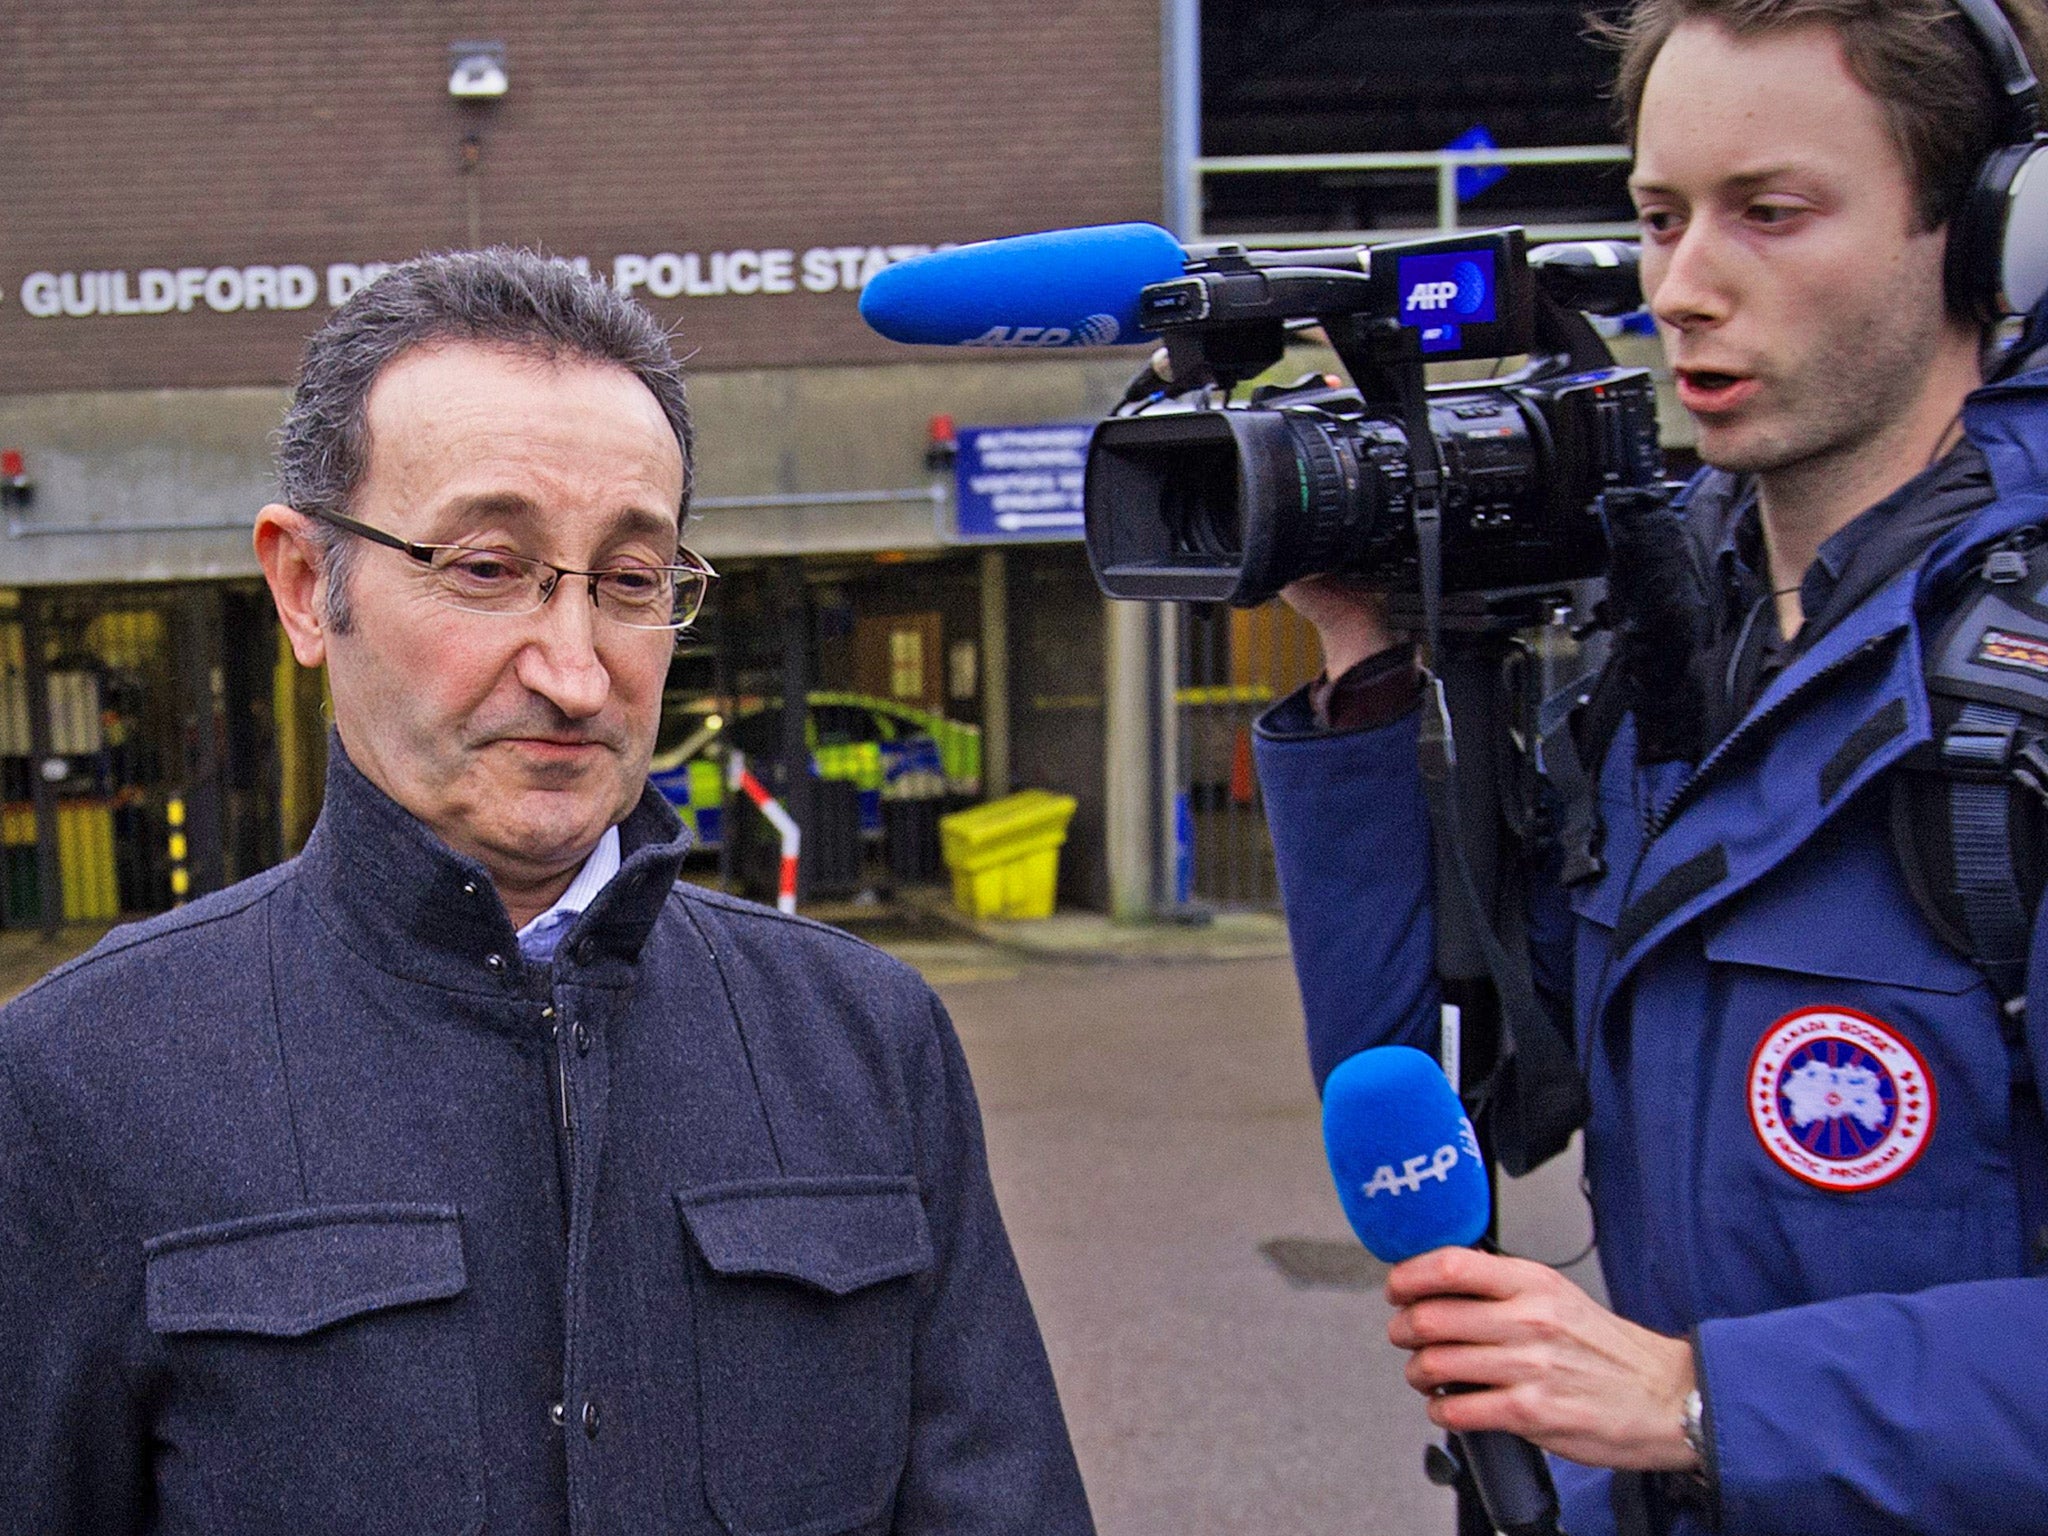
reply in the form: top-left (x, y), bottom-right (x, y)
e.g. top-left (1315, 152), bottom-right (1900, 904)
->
top-left (939, 790), bottom-right (1077, 920)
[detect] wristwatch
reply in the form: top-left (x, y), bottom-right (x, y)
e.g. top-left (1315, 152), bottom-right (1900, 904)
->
top-left (1681, 1387), bottom-right (1708, 1467)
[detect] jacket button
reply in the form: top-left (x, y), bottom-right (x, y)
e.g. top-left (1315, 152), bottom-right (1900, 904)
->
top-left (573, 1021), bottom-right (592, 1056)
top-left (484, 952), bottom-right (505, 973)
top-left (582, 1397), bottom-right (601, 1438)
top-left (573, 937), bottom-right (597, 965)
top-left (461, 880), bottom-right (479, 898)
top-left (549, 1400), bottom-right (566, 1428)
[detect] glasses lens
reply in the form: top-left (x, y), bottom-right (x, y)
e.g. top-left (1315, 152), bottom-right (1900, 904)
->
top-left (429, 547), bottom-right (548, 614)
top-left (671, 569), bottom-right (710, 628)
top-left (592, 564), bottom-right (679, 628)
top-left (598, 550), bottom-right (714, 630)
top-left (598, 571), bottom-right (711, 630)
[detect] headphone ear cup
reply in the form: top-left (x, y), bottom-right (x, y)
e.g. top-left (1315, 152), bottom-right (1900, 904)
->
top-left (1999, 140), bottom-right (2048, 319)
top-left (1948, 139), bottom-right (2048, 323)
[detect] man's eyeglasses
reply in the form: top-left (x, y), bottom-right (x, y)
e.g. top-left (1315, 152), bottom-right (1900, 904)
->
top-left (304, 507), bottom-right (717, 631)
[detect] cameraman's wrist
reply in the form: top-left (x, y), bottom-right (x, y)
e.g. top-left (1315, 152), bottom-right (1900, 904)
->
top-left (1313, 647), bottom-right (1422, 731)
top-left (1279, 576), bottom-right (1396, 676)
top-left (1313, 614), bottom-right (1399, 680)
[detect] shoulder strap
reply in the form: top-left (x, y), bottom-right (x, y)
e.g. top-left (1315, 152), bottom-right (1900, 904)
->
top-left (1899, 531), bottom-right (2048, 1276)
top-left (1897, 533), bottom-right (2048, 1003)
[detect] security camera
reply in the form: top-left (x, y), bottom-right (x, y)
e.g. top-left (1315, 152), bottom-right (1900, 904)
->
top-left (448, 41), bottom-right (508, 100)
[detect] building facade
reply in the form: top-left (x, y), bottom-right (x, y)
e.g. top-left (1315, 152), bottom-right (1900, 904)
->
top-left (0, 1), bottom-right (1174, 921)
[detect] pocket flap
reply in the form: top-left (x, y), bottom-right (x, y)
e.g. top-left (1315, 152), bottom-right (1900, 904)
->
top-left (144, 1204), bottom-right (467, 1338)
top-left (1698, 831), bottom-right (1985, 995)
top-left (676, 1176), bottom-right (932, 1296)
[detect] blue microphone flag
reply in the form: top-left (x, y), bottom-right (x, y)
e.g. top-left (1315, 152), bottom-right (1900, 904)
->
top-left (1322, 1045), bottom-right (1492, 1263)
top-left (858, 223), bottom-right (1186, 347)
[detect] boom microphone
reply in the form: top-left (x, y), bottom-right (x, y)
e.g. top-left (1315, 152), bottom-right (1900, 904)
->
top-left (857, 223), bottom-right (1186, 347)
top-left (1322, 1047), bottom-right (1565, 1536)
top-left (859, 222), bottom-right (1643, 352)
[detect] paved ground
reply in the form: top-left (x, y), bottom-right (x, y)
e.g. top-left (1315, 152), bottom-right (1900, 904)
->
top-left (0, 922), bottom-right (113, 1005)
top-left (0, 907), bottom-right (1601, 1536)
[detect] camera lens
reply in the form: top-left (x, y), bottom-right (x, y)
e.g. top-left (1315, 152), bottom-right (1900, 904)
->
top-left (1159, 442), bottom-right (1243, 560)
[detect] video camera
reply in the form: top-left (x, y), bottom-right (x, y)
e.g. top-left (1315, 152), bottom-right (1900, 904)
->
top-left (1084, 226), bottom-right (1662, 607)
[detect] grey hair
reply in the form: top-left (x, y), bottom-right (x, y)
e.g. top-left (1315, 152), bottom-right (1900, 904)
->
top-left (275, 247), bottom-right (694, 631)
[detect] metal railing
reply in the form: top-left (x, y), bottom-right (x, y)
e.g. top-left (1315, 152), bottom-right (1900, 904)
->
top-left (1190, 143), bottom-right (1637, 247)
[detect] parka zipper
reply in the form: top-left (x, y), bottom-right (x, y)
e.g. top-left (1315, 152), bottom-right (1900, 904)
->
top-left (1641, 633), bottom-right (1896, 844)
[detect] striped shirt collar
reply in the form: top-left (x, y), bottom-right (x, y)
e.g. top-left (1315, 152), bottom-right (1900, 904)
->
top-left (514, 825), bottom-right (622, 950)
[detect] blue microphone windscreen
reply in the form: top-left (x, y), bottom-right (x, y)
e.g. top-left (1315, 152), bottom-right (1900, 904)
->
top-left (1322, 1045), bottom-right (1492, 1263)
top-left (858, 223), bottom-right (1185, 347)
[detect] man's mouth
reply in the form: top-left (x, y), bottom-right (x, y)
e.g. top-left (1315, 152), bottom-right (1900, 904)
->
top-left (498, 735), bottom-right (611, 757)
top-left (1675, 368), bottom-right (1758, 412)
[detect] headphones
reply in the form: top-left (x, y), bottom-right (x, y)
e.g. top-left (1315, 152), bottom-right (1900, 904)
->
top-left (1947, 0), bottom-right (2048, 321)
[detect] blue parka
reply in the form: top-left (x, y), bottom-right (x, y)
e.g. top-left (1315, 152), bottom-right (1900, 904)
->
top-left (0, 743), bottom-right (1095, 1536)
top-left (1256, 360), bottom-right (2048, 1536)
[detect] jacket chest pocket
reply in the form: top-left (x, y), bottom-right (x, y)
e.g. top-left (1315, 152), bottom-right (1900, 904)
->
top-left (677, 1176), bottom-right (933, 1536)
top-left (143, 1205), bottom-right (483, 1536)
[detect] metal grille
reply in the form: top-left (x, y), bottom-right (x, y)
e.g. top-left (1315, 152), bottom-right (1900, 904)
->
top-left (1174, 602), bottom-right (1323, 909)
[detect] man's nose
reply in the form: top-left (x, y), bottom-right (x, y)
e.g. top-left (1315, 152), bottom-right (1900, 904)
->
top-left (515, 577), bottom-right (611, 717)
top-left (1646, 221), bottom-right (1732, 333)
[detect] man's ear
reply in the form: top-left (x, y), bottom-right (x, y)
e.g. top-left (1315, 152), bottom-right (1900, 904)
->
top-left (254, 505), bottom-right (330, 668)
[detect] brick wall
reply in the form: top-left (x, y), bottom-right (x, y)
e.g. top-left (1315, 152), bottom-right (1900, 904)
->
top-left (0, 1), bottom-right (1163, 390)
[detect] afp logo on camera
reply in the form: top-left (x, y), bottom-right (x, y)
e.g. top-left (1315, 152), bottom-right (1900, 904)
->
top-left (1398, 249), bottom-right (1498, 322)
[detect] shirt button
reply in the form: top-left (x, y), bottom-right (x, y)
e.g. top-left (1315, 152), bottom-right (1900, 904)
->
top-left (582, 1397), bottom-right (601, 1438)
top-left (573, 1021), bottom-right (592, 1056)
top-left (484, 952), bottom-right (505, 973)
top-left (549, 1400), bottom-right (566, 1428)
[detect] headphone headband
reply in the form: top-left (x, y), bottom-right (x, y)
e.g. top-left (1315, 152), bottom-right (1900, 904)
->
top-left (1954, 0), bottom-right (2043, 139)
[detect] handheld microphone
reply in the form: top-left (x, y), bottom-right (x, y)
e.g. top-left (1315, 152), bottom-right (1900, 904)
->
top-left (857, 222), bottom-right (1186, 347)
top-left (1322, 1046), bottom-right (1565, 1536)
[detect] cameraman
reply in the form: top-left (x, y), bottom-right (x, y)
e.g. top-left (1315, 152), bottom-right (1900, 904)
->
top-left (1256, 2), bottom-right (2048, 1531)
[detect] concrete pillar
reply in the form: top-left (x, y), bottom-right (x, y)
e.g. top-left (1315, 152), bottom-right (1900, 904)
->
top-left (1099, 0), bottom-right (1200, 922)
top-left (1105, 599), bottom-right (1178, 921)
top-left (1155, 601), bottom-right (1180, 909)
top-left (1162, 0), bottom-right (1201, 239)
top-left (979, 548), bottom-right (1010, 798)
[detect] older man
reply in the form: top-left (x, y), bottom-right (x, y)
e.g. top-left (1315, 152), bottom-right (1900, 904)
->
top-left (0, 249), bottom-right (1095, 1536)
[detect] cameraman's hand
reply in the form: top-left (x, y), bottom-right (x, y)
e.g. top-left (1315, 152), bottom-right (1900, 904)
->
top-left (1386, 1247), bottom-right (1700, 1473)
top-left (1280, 575), bottom-right (1401, 680)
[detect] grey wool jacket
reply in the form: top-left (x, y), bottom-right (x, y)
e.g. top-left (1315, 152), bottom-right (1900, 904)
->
top-left (0, 742), bottom-right (1095, 1536)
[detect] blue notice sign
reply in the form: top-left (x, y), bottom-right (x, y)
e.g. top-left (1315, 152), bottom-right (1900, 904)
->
top-left (953, 423), bottom-right (1090, 542)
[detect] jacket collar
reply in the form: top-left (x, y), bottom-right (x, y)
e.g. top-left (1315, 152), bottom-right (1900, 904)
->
top-left (1587, 364), bottom-right (2048, 1013)
top-left (296, 735), bottom-right (692, 991)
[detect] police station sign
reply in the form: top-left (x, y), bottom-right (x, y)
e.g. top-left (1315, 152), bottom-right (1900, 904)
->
top-left (21, 263), bottom-right (384, 317)
top-left (12, 242), bottom-right (954, 319)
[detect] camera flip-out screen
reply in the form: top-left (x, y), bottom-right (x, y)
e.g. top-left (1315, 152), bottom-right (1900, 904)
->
top-left (1376, 229), bottom-right (1534, 361)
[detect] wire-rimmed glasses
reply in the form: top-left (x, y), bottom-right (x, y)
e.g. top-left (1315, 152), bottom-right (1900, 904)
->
top-left (305, 507), bottom-right (716, 630)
